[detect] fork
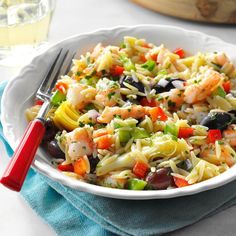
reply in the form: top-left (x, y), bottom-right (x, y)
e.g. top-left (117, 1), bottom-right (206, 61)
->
top-left (0, 49), bottom-right (75, 192)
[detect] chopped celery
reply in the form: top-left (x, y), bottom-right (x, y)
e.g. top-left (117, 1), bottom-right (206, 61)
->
top-left (141, 60), bottom-right (156, 71)
top-left (118, 130), bottom-right (131, 143)
top-left (127, 178), bottom-right (147, 190)
top-left (120, 42), bottom-right (126, 48)
top-left (120, 54), bottom-right (135, 71)
top-left (164, 123), bottom-right (178, 137)
top-left (51, 90), bottom-right (66, 106)
top-left (124, 59), bottom-right (135, 71)
top-left (158, 69), bottom-right (167, 75)
top-left (132, 127), bottom-right (150, 139)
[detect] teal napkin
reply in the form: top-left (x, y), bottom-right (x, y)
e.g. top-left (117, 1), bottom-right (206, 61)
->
top-left (1, 80), bottom-right (236, 236)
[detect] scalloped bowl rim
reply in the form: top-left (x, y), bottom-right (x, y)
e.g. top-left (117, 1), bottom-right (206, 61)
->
top-left (2, 24), bottom-right (236, 199)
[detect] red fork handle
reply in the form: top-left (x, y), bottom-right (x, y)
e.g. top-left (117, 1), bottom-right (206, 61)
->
top-left (1, 118), bottom-right (45, 191)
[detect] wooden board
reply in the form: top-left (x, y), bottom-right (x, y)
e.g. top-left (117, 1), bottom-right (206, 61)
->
top-left (131, 0), bottom-right (236, 24)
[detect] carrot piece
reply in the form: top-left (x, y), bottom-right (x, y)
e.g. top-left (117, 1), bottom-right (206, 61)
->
top-left (57, 163), bottom-right (74, 172)
top-left (140, 54), bottom-right (147, 63)
top-left (174, 48), bottom-right (185, 58)
top-left (149, 107), bottom-right (168, 122)
top-left (74, 157), bottom-right (88, 176)
top-left (93, 129), bottom-right (108, 138)
top-left (178, 127), bottom-right (194, 138)
top-left (173, 176), bottom-right (190, 188)
top-left (133, 161), bottom-right (149, 178)
top-left (95, 135), bottom-right (112, 149)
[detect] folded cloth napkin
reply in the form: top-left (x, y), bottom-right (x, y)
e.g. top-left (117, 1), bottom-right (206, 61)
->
top-left (1, 80), bottom-right (236, 236)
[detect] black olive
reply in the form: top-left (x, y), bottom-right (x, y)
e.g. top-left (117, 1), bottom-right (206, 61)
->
top-left (88, 156), bottom-right (100, 173)
top-left (177, 159), bottom-right (193, 171)
top-left (200, 112), bottom-right (233, 131)
top-left (154, 78), bottom-right (185, 94)
top-left (146, 168), bottom-right (173, 190)
top-left (119, 75), bottom-right (145, 93)
top-left (43, 118), bottom-right (58, 142)
top-left (47, 140), bottom-right (65, 159)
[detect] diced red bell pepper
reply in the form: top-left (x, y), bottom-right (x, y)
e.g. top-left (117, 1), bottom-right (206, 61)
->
top-left (178, 127), bottom-right (194, 139)
top-left (173, 176), bottom-right (190, 188)
top-left (34, 100), bottom-right (44, 106)
top-left (149, 107), bottom-right (168, 122)
top-left (139, 54), bottom-right (147, 63)
top-left (222, 81), bottom-right (231, 93)
top-left (110, 65), bottom-right (124, 77)
top-left (207, 129), bottom-right (222, 143)
top-left (57, 163), bottom-right (74, 172)
top-left (174, 48), bottom-right (185, 58)
top-left (133, 161), bottom-right (149, 178)
top-left (56, 81), bottom-right (68, 94)
top-left (150, 53), bottom-right (158, 61)
top-left (140, 98), bottom-right (157, 107)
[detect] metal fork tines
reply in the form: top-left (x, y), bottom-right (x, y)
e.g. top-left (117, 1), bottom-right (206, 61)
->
top-left (36, 49), bottom-right (75, 101)
top-left (36, 49), bottom-right (75, 119)
top-left (0, 48), bottom-right (76, 192)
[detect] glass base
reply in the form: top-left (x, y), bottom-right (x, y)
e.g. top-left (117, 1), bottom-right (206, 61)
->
top-left (0, 42), bottom-right (49, 67)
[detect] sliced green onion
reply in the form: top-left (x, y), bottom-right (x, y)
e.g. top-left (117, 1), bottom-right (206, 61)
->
top-left (164, 123), bottom-right (179, 137)
top-left (114, 122), bottom-right (122, 129)
top-left (120, 54), bottom-right (136, 71)
top-left (141, 60), bottom-right (156, 71)
top-left (84, 103), bottom-right (96, 111)
top-left (157, 69), bottom-right (167, 75)
top-left (79, 76), bottom-right (98, 87)
top-left (213, 86), bottom-right (226, 98)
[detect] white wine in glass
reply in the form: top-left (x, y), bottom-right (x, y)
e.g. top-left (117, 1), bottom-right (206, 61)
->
top-left (0, 0), bottom-right (55, 64)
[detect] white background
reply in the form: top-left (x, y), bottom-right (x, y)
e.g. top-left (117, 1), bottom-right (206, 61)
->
top-left (1, 0), bottom-right (236, 235)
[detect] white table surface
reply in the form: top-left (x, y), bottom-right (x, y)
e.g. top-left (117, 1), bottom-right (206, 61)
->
top-left (1, 0), bottom-right (236, 235)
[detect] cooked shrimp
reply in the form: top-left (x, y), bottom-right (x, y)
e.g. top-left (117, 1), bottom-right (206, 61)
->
top-left (208, 52), bottom-right (236, 78)
top-left (95, 89), bottom-right (120, 107)
top-left (223, 125), bottom-right (236, 147)
top-left (91, 43), bottom-right (104, 59)
top-left (66, 83), bottom-right (96, 110)
top-left (97, 105), bottom-right (146, 123)
top-left (95, 78), bottom-right (121, 107)
top-left (184, 69), bottom-right (223, 104)
top-left (211, 52), bottom-right (232, 68)
top-left (200, 143), bottom-right (236, 167)
top-left (165, 89), bottom-right (184, 109)
top-left (65, 126), bottom-right (94, 161)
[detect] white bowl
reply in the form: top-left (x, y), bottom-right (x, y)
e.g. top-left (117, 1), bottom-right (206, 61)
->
top-left (2, 25), bottom-right (236, 199)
